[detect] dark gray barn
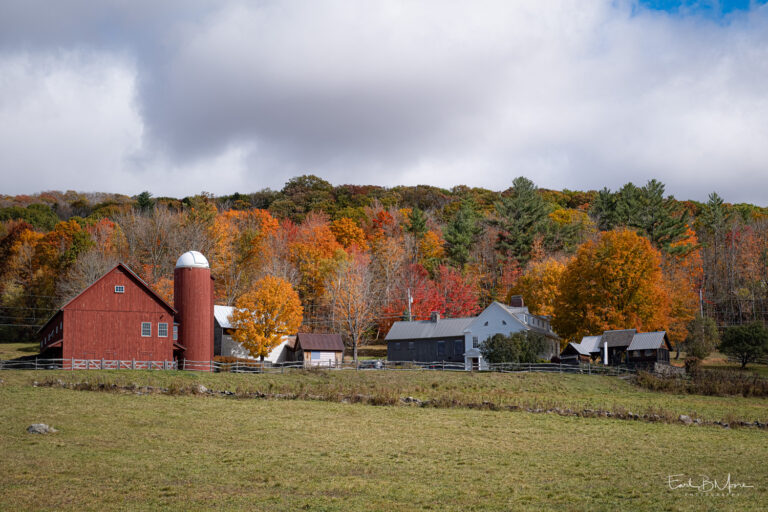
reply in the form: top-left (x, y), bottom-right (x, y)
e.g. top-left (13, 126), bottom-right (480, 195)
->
top-left (385, 313), bottom-right (473, 363)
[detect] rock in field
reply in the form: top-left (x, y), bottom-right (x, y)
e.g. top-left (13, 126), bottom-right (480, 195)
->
top-left (27, 423), bottom-right (57, 434)
top-left (679, 414), bottom-right (693, 425)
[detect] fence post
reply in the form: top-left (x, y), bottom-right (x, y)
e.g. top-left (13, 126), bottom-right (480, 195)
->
top-left (210, 360), bottom-right (213, 373)
top-left (35, 358), bottom-right (38, 370)
top-left (71, 357), bottom-right (74, 371)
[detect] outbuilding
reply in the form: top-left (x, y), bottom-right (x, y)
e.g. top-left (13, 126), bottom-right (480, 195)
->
top-left (288, 333), bottom-right (345, 366)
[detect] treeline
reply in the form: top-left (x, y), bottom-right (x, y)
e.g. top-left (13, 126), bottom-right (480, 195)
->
top-left (1, 175), bottom-right (767, 349)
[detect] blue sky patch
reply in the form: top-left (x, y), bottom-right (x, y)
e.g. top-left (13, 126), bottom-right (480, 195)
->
top-left (638, 0), bottom-right (767, 16)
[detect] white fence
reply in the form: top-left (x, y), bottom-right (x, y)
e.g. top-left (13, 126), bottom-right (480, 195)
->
top-left (0, 358), bottom-right (634, 375)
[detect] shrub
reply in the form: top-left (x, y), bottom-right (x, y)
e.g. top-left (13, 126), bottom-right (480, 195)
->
top-left (633, 368), bottom-right (768, 397)
top-left (480, 331), bottom-right (548, 364)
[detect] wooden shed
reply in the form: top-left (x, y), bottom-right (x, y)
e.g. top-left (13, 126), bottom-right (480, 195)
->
top-left (288, 333), bottom-right (345, 366)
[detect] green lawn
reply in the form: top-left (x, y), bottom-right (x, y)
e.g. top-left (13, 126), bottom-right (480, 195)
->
top-left (5, 368), bottom-right (766, 425)
top-left (0, 341), bottom-right (39, 360)
top-left (0, 374), bottom-right (765, 511)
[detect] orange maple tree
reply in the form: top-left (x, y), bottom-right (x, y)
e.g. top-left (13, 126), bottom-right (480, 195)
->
top-left (554, 229), bottom-right (671, 341)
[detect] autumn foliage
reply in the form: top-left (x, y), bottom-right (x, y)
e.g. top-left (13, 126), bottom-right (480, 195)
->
top-left (1, 176), bottom-right (761, 350)
top-left (554, 229), bottom-right (670, 340)
top-left (229, 276), bottom-right (303, 360)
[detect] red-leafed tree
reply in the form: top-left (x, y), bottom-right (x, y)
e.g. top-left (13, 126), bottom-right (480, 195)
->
top-left (433, 265), bottom-right (481, 318)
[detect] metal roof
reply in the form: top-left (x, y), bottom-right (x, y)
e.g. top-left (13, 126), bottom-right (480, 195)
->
top-left (296, 333), bottom-right (345, 351)
top-left (214, 305), bottom-right (234, 329)
top-left (565, 342), bottom-right (591, 356)
top-left (601, 329), bottom-right (637, 348)
top-left (628, 331), bottom-right (670, 351)
top-left (385, 317), bottom-right (475, 340)
top-left (577, 335), bottom-right (602, 353)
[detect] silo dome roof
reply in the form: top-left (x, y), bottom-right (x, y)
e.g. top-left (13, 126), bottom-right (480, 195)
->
top-left (175, 251), bottom-right (210, 269)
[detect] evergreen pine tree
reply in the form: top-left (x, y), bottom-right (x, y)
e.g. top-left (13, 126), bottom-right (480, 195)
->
top-left (444, 199), bottom-right (484, 268)
top-left (493, 177), bottom-right (550, 266)
top-left (406, 207), bottom-right (428, 239)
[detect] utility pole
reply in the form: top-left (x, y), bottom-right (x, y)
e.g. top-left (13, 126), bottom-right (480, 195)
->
top-left (407, 288), bottom-right (413, 321)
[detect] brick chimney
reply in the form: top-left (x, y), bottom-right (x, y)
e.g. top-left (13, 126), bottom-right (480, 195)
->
top-left (508, 295), bottom-right (524, 308)
top-left (430, 311), bottom-right (440, 323)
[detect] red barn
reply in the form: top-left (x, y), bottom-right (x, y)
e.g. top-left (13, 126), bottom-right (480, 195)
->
top-left (39, 263), bottom-right (182, 365)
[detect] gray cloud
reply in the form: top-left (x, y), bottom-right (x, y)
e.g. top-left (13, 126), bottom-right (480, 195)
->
top-left (1, 1), bottom-right (767, 203)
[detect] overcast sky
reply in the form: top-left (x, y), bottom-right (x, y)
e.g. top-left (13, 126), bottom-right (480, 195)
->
top-left (1, 0), bottom-right (767, 203)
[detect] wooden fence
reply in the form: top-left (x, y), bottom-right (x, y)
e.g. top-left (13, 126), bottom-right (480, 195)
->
top-left (0, 358), bottom-right (634, 375)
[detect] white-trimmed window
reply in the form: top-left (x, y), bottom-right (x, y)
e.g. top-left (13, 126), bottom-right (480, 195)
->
top-left (115, 285), bottom-right (125, 293)
top-left (473, 336), bottom-right (479, 348)
top-left (173, 324), bottom-right (179, 341)
top-left (141, 322), bottom-right (152, 337)
top-left (158, 323), bottom-right (168, 337)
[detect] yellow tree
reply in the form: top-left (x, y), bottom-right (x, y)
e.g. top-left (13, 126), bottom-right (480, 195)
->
top-left (330, 217), bottom-right (369, 251)
top-left (229, 276), bottom-right (303, 361)
top-left (554, 229), bottom-right (670, 341)
top-left (418, 230), bottom-right (445, 272)
top-left (507, 257), bottom-right (568, 318)
top-left (289, 213), bottom-right (347, 306)
top-left (325, 252), bottom-right (379, 363)
top-left (212, 209), bottom-right (279, 304)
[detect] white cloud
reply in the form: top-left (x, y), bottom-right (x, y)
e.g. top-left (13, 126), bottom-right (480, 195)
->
top-left (1, 1), bottom-right (768, 202)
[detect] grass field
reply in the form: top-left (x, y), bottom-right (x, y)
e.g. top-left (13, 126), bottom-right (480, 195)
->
top-left (5, 368), bottom-right (766, 424)
top-left (0, 341), bottom-right (39, 360)
top-left (1, 370), bottom-right (767, 511)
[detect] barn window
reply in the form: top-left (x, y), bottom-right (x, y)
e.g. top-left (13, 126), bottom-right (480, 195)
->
top-left (158, 323), bottom-right (168, 337)
top-left (473, 336), bottom-right (479, 348)
top-left (408, 342), bottom-right (415, 350)
top-left (437, 341), bottom-right (446, 357)
top-left (115, 285), bottom-right (125, 293)
top-left (141, 322), bottom-right (151, 337)
top-left (394, 342), bottom-right (401, 350)
top-left (454, 340), bottom-right (463, 355)
top-left (173, 324), bottom-right (178, 341)
top-left (502, 320), bottom-right (507, 325)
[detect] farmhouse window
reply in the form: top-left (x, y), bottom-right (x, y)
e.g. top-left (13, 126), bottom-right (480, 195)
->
top-left (115, 285), bottom-right (125, 293)
top-left (158, 323), bottom-right (168, 337)
top-left (173, 324), bottom-right (179, 341)
top-left (472, 336), bottom-right (479, 348)
top-left (437, 341), bottom-right (446, 357)
top-left (141, 322), bottom-right (152, 337)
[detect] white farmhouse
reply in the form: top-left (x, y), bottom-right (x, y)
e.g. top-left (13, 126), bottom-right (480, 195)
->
top-left (385, 296), bottom-right (560, 369)
top-left (461, 299), bottom-right (559, 370)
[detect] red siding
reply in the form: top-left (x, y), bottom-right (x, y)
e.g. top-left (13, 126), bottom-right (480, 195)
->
top-left (58, 266), bottom-right (176, 361)
top-left (173, 267), bottom-right (214, 365)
